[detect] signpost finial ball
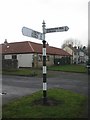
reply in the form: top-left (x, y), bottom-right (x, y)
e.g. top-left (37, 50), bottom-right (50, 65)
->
top-left (43, 20), bottom-right (45, 24)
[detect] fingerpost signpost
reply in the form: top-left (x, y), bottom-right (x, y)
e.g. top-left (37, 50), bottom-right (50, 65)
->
top-left (22, 21), bottom-right (69, 104)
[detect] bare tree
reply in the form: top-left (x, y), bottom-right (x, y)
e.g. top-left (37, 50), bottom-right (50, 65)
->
top-left (61, 38), bottom-right (82, 48)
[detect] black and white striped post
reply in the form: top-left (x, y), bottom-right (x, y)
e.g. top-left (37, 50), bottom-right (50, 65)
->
top-left (22, 21), bottom-right (69, 105)
top-left (42, 20), bottom-right (47, 104)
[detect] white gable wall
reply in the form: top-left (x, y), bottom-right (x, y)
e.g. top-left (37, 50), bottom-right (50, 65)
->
top-left (17, 54), bottom-right (33, 68)
top-left (63, 46), bottom-right (73, 55)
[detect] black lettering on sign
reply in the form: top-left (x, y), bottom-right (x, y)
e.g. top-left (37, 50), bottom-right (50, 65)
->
top-left (31, 31), bottom-right (38, 38)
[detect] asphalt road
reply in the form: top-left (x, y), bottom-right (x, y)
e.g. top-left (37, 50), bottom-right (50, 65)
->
top-left (2, 71), bottom-right (88, 104)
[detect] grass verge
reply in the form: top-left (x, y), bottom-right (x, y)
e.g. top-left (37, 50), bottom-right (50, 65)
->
top-left (2, 68), bottom-right (38, 76)
top-left (2, 64), bottom-right (87, 77)
top-left (48, 64), bottom-right (87, 73)
top-left (2, 88), bottom-right (87, 118)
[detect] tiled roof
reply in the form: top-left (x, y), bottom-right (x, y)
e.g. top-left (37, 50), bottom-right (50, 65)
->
top-left (1, 41), bottom-right (71, 56)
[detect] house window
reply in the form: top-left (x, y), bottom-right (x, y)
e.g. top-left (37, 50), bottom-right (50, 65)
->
top-left (12, 55), bottom-right (17, 59)
top-left (74, 52), bottom-right (77, 55)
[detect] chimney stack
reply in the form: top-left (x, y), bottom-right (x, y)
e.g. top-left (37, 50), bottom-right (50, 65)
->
top-left (4, 39), bottom-right (8, 44)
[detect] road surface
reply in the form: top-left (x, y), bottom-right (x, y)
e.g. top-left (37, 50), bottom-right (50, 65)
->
top-left (2, 71), bottom-right (88, 104)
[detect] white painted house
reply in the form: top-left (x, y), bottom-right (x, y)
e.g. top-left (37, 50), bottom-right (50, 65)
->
top-left (63, 45), bottom-right (88, 64)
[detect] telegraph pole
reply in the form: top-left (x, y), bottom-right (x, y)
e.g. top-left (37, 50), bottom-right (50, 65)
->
top-left (42, 20), bottom-right (47, 104)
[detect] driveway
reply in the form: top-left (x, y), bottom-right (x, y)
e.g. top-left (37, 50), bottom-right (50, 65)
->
top-left (2, 71), bottom-right (88, 104)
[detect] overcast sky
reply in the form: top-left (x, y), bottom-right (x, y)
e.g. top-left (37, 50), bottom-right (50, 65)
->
top-left (0, 0), bottom-right (88, 48)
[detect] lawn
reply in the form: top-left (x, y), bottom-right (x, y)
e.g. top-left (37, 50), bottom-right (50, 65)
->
top-left (48, 64), bottom-right (87, 73)
top-left (2, 88), bottom-right (87, 118)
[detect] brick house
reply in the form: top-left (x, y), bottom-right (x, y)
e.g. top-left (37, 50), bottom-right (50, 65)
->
top-left (1, 41), bottom-right (71, 68)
